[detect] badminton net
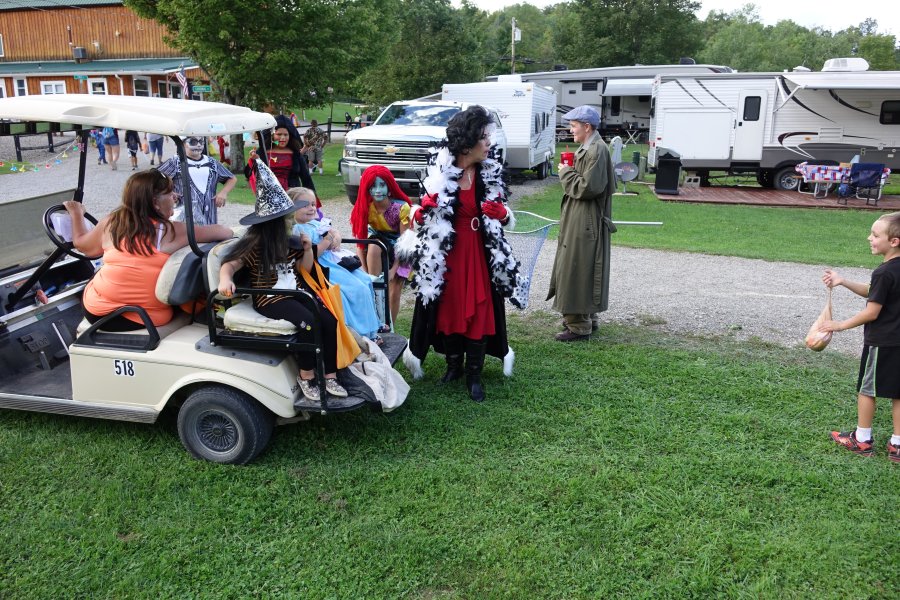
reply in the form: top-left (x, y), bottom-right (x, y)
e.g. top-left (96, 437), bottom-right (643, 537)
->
top-left (504, 210), bottom-right (557, 307)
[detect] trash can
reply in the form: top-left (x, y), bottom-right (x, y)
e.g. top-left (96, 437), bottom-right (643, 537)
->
top-left (654, 148), bottom-right (682, 195)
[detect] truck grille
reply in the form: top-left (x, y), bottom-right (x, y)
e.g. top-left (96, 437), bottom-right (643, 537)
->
top-left (356, 139), bottom-right (436, 149)
top-left (356, 151), bottom-right (427, 165)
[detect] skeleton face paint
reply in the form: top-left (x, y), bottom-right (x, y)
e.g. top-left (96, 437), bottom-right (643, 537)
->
top-left (185, 136), bottom-right (205, 159)
top-left (370, 177), bottom-right (389, 202)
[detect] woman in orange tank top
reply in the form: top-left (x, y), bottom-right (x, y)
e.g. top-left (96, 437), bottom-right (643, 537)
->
top-left (64, 169), bottom-right (233, 331)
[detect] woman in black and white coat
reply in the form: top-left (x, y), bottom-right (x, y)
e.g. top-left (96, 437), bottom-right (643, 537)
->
top-left (398, 106), bottom-right (528, 402)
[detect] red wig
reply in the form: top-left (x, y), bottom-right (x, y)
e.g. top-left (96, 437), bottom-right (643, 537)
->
top-left (350, 165), bottom-right (411, 240)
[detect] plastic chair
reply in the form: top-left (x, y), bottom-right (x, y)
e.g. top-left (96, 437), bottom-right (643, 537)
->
top-left (838, 163), bottom-right (887, 206)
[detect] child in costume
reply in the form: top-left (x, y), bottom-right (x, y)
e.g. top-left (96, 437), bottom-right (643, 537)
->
top-left (158, 136), bottom-right (236, 226)
top-left (820, 211), bottom-right (900, 463)
top-left (290, 187), bottom-right (383, 344)
top-left (218, 160), bottom-right (347, 403)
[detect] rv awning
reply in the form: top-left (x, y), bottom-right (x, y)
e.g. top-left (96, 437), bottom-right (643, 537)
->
top-left (782, 72), bottom-right (900, 90)
top-left (602, 78), bottom-right (654, 96)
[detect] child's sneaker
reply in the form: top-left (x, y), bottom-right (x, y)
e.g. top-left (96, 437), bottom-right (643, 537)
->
top-left (830, 430), bottom-right (874, 457)
top-left (888, 441), bottom-right (900, 463)
top-left (297, 376), bottom-right (320, 402)
top-left (325, 378), bottom-right (348, 398)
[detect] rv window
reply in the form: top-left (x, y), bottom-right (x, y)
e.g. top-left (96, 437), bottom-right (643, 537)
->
top-left (581, 81), bottom-right (598, 92)
top-left (638, 95), bottom-right (650, 103)
top-left (880, 101), bottom-right (900, 125)
top-left (568, 90), bottom-right (576, 94)
top-left (610, 96), bottom-right (621, 116)
top-left (743, 97), bottom-right (761, 122)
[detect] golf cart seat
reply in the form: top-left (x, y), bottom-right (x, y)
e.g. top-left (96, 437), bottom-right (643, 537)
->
top-left (75, 242), bottom-right (218, 349)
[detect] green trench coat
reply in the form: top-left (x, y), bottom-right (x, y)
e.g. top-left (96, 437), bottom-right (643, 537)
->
top-left (546, 130), bottom-right (616, 314)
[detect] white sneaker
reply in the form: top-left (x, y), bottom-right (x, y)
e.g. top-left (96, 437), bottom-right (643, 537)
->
top-left (325, 378), bottom-right (348, 397)
top-left (318, 168), bottom-right (323, 175)
top-left (297, 376), bottom-right (320, 402)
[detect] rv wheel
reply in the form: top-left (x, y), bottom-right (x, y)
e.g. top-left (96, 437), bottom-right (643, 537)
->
top-left (774, 166), bottom-right (801, 191)
top-left (536, 159), bottom-right (550, 180)
top-left (177, 386), bottom-right (274, 465)
top-left (756, 170), bottom-right (775, 188)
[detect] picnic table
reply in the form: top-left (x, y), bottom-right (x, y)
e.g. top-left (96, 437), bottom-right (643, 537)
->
top-left (794, 162), bottom-right (891, 199)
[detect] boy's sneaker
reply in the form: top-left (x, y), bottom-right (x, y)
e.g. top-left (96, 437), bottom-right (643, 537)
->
top-left (888, 441), bottom-right (900, 463)
top-left (830, 430), bottom-right (874, 457)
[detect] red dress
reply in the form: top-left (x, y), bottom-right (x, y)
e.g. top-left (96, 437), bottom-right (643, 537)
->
top-left (267, 150), bottom-right (293, 190)
top-left (435, 185), bottom-right (496, 338)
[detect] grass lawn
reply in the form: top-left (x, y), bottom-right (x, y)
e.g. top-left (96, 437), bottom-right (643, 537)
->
top-left (2, 316), bottom-right (897, 598)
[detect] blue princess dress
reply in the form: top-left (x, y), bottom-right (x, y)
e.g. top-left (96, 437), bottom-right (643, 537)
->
top-left (293, 221), bottom-right (381, 340)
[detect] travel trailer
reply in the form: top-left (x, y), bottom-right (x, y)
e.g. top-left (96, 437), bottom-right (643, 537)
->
top-left (647, 58), bottom-right (900, 189)
top-left (442, 76), bottom-right (557, 178)
top-left (486, 63), bottom-right (732, 135)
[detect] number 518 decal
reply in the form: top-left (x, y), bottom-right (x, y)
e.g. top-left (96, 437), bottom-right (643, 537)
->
top-left (113, 359), bottom-right (136, 377)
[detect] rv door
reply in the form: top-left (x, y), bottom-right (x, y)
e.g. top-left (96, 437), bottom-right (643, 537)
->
top-left (732, 90), bottom-right (767, 161)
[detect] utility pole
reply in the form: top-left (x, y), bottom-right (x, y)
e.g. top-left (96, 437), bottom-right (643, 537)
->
top-left (511, 17), bottom-right (516, 74)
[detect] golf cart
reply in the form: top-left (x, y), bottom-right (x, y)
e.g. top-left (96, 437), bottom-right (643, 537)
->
top-left (0, 95), bottom-right (406, 465)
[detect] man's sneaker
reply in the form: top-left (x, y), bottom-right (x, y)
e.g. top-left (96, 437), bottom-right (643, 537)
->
top-left (830, 430), bottom-right (874, 457)
top-left (297, 376), bottom-right (320, 402)
top-left (888, 441), bottom-right (900, 463)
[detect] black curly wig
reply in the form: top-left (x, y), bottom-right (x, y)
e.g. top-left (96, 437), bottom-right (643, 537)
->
top-left (445, 105), bottom-right (494, 157)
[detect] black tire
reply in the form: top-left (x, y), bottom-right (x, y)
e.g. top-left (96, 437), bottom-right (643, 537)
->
top-left (177, 386), bottom-right (274, 465)
top-left (774, 166), bottom-right (800, 191)
top-left (756, 169), bottom-right (775, 188)
top-left (536, 159), bottom-right (549, 180)
top-left (346, 185), bottom-right (360, 205)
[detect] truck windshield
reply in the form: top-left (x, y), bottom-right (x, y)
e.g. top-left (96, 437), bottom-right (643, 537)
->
top-left (376, 105), bottom-right (460, 126)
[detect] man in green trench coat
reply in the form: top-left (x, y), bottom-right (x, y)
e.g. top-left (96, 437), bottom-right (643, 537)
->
top-left (547, 105), bottom-right (616, 341)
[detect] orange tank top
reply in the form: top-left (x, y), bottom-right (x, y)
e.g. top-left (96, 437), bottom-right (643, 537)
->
top-left (83, 225), bottom-right (173, 325)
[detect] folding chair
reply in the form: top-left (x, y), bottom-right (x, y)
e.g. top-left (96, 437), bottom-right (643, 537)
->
top-left (838, 163), bottom-right (887, 206)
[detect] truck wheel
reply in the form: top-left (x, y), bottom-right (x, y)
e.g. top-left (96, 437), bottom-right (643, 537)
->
top-left (756, 169), bottom-right (775, 188)
top-left (774, 166), bottom-right (800, 191)
top-left (346, 185), bottom-right (360, 205)
top-left (536, 159), bottom-right (550, 180)
top-left (177, 386), bottom-right (274, 465)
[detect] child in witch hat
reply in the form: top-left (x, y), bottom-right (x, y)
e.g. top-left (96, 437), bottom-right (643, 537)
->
top-left (218, 158), bottom-right (347, 402)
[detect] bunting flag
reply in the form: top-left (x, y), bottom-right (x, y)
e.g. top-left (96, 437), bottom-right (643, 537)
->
top-left (2, 138), bottom-right (80, 174)
top-left (175, 66), bottom-right (190, 99)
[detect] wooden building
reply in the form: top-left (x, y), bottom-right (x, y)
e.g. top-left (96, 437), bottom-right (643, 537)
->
top-left (0, 0), bottom-right (207, 99)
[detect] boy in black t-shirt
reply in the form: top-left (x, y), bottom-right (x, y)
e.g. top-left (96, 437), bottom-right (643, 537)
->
top-left (820, 211), bottom-right (900, 463)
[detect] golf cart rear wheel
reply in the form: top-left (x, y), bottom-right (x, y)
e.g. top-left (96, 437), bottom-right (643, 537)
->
top-left (177, 386), bottom-right (274, 465)
top-left (774, 166), bottom-right (800, 191)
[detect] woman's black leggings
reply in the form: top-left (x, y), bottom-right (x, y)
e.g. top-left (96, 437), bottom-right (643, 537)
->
top-left (257, 298), bottom-right (338, 373)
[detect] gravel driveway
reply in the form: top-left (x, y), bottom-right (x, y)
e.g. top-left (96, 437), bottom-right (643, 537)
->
top-left (1, 136), bottom-right (867, 356)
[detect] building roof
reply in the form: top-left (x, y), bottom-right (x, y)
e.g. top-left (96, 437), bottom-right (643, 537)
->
top-left (0, 58), bottom-right (198, 77)
top-left (0, 0), bottom-right (122, 10)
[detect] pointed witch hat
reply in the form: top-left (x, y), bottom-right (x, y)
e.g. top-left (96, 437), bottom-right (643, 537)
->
top-left (239, 158), bottom-right (308, 225)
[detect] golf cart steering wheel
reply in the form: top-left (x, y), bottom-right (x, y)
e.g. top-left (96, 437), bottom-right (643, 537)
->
top-left (43, 204), bottom-right (102, 261)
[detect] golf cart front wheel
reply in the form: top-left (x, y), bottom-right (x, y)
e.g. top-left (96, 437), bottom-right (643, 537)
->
top-left (177, 386), bottom-right (274, 465)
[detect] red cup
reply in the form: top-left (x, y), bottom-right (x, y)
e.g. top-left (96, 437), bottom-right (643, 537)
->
top-left (561, 151), bottom-right (574, 167)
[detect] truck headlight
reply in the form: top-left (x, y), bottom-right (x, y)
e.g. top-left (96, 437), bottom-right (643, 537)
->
top-left (344, 148), bottom-right (355, 158)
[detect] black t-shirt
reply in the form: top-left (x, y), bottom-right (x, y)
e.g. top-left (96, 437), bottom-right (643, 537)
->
top-left (865, 256), bottom-right (900, 346)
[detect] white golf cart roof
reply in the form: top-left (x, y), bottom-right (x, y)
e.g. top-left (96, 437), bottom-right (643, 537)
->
top-left (0, 95), bottom-right (276, 136)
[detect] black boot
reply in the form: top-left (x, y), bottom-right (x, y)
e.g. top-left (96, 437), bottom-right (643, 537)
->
top-left (441, 335), bottom-right (464, 383)
top-left (465, 338), bottom-right (487, 402)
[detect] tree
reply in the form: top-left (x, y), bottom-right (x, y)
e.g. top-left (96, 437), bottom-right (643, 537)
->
top-left (126, 0), bottom-right (376, 164)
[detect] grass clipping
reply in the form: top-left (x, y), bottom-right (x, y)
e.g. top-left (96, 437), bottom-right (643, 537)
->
top-left (805, 287), bottom-right (833, 351)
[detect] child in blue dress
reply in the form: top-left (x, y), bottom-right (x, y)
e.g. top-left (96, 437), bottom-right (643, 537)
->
top-left (289, 187), bottom-right (383, 344)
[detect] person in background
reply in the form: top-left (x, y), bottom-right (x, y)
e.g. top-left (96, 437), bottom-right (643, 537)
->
top-left (157, 136), bottom-right (236, 226)
top-left (302, 119), bottom-right (327, 175)
top-left (216, 135), bottom-right (230, 165)
top-left (102, 127), bottom-right (120, 171)
top-left (218, 162), bottom-right (347, 403)
top-left (820, 212), bottom-right (900, 463)
top-left (91, 129), bottom-right (107, 166)
top-left (345, 111), bottom-right (352, 130)
top-left (63, 170), bottom-right (232, 331)
top-left (245, 115), bottom-right (317, 197)
top-left (145, 132), bottom-right (164, 166)
top-left (124, 130), bottom-right (141, 171)
top-left (547, 105), bottom-right (616, 342)
top-left (399, 106), bottom-right (527, 402)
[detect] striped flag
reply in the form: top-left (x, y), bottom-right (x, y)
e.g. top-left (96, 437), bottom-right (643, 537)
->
top-left (175, 66), bottom-right (190, 99)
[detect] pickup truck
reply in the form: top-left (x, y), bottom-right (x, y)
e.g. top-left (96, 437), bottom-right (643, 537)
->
top-left (341, 99), bottom-right (508, 203)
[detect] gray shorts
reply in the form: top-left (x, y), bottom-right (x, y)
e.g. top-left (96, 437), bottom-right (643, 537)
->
top-left (307, 147), bottom-right (323, 164)
top-left (857, 345), bottom-right (900, 398)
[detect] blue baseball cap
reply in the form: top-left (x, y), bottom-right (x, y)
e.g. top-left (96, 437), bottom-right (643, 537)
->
top-left (563, 105), bottom-right (600, 128)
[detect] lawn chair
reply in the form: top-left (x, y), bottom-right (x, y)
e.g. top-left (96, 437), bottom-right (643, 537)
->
top-left (838, 163), bottom-right (888, 206)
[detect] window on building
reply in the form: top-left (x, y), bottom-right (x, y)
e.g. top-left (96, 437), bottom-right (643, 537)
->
top-left (743, 96), bottom-right (762, 121)
top-left (0, 81), bottom-right (6, 98)
top-left (14, 78), bottom-right (27, 96)
top-left (880, 101), bottom-right (900, 125)
top-left (0, 34), bottom-right (5, 57)
top-left (581, 81), bottom-right (598, 92)
top-left (170, 82), bottom-right (182, 99)
top-left (41, 81), bottom-right (66, 95)
top-left (157, 81), bottom-right (168, 98)
top-left (133, 77), bottom-right (150, 97)
top-left (88, 78), bottom-right (108, 95)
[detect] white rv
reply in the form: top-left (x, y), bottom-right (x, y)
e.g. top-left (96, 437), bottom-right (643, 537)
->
top-left (442, 76), bottom-right (557, 178)
top-left (648, 59), bottom-right (900, 189)
top-left (486, 64), bottom-right (732, 134)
